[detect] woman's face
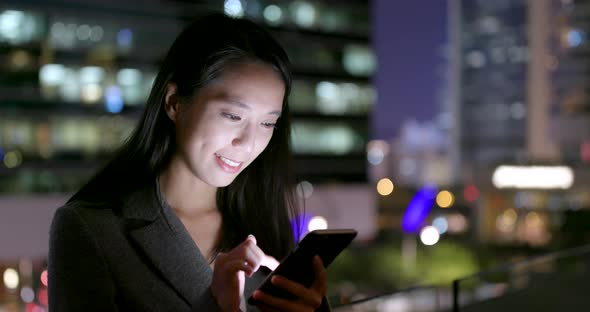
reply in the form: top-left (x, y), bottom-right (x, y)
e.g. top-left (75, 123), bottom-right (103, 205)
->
top-left (168, 62), bottom-right (285, 187)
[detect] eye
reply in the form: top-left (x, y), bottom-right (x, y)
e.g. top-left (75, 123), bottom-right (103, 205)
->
top-left (261, 122), bottom-right (276, 129)
top-left (221, 112), bottom-right (241, 121)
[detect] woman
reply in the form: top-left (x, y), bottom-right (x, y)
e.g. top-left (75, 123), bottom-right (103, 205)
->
top-left (48, 13), bottom-right (329, 311)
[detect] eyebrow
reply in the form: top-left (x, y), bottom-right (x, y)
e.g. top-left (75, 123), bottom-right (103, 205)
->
top-left (225, 99), bottom-right (282, 116)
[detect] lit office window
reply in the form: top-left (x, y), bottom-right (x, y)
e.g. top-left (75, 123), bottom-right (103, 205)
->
top-left (290, 80), bottom-right (374, 114)
top-left (263, 4), bottom-right (284, 26)
top-left (289, 1), bottom-right (317, 28)
top-left (291, 122), bottom-right (364, 155)
top-left (224, 0), bottom-right (245, 17)
top-left (289, 80), bottom-right (316, 112)
top-left (117, 68), bottom-right (145, 105)
top-left (0, 10), bottom-right (43, 45)
top-left (342, 45), bottom-right (376, 76)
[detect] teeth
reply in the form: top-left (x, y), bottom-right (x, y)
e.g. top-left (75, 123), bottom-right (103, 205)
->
top-left (218, 155), bottom-right (240, 167)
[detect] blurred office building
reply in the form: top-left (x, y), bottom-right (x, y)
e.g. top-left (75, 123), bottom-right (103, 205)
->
top-left (369, 0), bottom-right (590, 249)
top-left (448, 0), bottom-right (590, 247)
top-left (0, 0), bottom-right (376, 309)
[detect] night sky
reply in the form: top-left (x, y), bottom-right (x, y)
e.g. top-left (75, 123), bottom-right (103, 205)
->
top-left (372, 0), bottom-right (448, 140)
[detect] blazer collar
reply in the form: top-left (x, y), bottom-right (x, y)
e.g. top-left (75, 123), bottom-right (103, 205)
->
top-left (121, 180), bottom-right (213, 307)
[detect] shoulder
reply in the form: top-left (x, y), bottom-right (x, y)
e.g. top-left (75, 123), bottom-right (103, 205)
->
top-left (51, 200), bottom-right (121, 235)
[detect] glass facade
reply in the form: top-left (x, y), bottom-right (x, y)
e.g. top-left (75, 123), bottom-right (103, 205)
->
top-left (550, 0), bottom-right (590, 164)
top-left (0, 0), bottom-right (375, 195)
top-left (460, 0), bottom-right (528, 166)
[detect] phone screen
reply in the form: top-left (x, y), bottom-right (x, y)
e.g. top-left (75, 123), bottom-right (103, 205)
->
top-left (248, 229), bottom-right (357, 305)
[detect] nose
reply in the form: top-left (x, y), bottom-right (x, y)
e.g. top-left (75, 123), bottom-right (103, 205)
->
top-left (232, 123), bottom-right (255, 154)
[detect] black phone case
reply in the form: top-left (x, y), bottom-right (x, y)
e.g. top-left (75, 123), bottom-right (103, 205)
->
top-left (247, 229), bottom-right (357, 305)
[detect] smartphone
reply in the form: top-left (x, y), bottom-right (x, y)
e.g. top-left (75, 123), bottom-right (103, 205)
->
top-left (247, 229), bottom-right (357, 305)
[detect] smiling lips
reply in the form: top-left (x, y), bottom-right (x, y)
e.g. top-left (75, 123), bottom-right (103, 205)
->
top-left (215, 153), bottom-right (243, 173)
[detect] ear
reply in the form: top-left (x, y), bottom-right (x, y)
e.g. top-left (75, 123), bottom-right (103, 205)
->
top-left (164, 83), bottom-right (180, 122)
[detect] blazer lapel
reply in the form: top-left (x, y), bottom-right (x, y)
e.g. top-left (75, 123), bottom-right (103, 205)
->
top-left (122, 182), bottom-right (213, 306)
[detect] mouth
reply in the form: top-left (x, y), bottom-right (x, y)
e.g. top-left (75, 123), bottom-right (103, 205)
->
top-left (215, 153), bottom-right (243, 173)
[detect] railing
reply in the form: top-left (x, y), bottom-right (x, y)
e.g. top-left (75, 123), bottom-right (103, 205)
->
top-left (452, 243), bottom-right (590, 311)
top-left (332, 285), bottom-right (453, 312)
top-left (332, 243), bottom-right (590, 312)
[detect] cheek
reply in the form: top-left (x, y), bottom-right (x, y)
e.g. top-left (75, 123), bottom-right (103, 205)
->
top-left (191, 129), bottom-right (228, 152)
top-left (254, 133), bottom-right (274, 157)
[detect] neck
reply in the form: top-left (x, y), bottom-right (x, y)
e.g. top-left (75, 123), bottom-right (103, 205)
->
top-left (158, 157), bottom-right (218, 218)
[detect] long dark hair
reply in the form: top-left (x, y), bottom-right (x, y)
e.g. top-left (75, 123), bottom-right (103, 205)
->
top-left (69, 13), bottom-right (299, 259)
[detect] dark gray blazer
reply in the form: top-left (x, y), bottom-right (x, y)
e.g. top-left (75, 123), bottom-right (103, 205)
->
top-left (48, 181), bottom-right (269, 311)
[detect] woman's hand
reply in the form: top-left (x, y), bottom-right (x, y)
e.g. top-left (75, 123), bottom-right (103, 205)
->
top-left (252, 255), bottom-right (327, 312)
top-left (210, 235), bottom-right (277, 312)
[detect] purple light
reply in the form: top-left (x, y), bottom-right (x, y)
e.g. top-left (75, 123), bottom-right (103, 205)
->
top-left (402, 185), bottom-right (437, 233)
top-left (291, 213), bottom-right (312, 242)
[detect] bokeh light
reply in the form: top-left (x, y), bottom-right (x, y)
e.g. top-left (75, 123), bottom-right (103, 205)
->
top-left (3, 150), bottom-right (23, 168)
top-left (432, 216), bottom-right (448, 234)
top-left (402, 185), bottom-right (437, 233)
top-left (81, 83), bottom-right (102, 103)
top-left (105, 85), bottom-right (124, 114)
top-left (290, 1), bottom-right (316, 28)
top-left (79, 66), bottom-right (104, 84)
top-left (117, 68), bottom-right (141, 86)
top-left (40, 270), bottom-right (48, 287)
top-left (525, 211), bottom-right (542, 228)
top-left (291, 213), bottom-right (312, 242)
top-left (447, 213), bottom-right (468, 234)
top-left (20, 286), bottom-right (34, 303)
top-left (376, 178), bottom-right (394, 196)
top-left (436, 190), bottom-right (454, 208)
top-left (308, 216), bottom-right (328, 232)
top-left (224, 0), bottom-right (244, 17)
top-left (496, 209), bottom-right (518, 232)
top-left (89, 25), bottom-right (103, 41)
top-left (39, 64), bottom-right (65, 86)
top-left (367, 140), bottom-right (389, 166)
top-left (263, 5), bottom-right (283, 25)
top-left (420, 226), bottom-right (440, 246)
top-left (117, 28), bottom-right (133, 47)
top-left (296, 180), bottom-right (314, 199)
top-left (567, 29), bottom-right (584, 47)
top-left (492, 165), bottom-right (574, 189)
top-left (38, 288), bottom-right (48, 306)
top-left (3, 268), bottom-right (19, 289)
top-left (463, 184), bottom-right (479, 202)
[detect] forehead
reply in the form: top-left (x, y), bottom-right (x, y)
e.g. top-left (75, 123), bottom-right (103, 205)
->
top-left (199, 61), bottom-right (286, 108)
top-left (217, 61), bottom-right (284, 86)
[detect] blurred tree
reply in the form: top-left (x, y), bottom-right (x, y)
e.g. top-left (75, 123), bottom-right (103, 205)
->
top-left (326, 239), bottom-right (480, 299)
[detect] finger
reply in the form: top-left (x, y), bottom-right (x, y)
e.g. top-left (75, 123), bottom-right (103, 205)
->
top-left (261, 255), bottom-right (279, 271)
top-left (231, 237), bottom-right (265, 271)
top-left (311, 256), bottom-right (327, 295)
top-left (257, 303), bottom-right (280, 312)
top-left (252, 290), bottom-right (314, 312)
top-left (213, 251), bottom-right (229, 268)
top-left (225, 259), bottom-right (255, 277)
top-left (247, 234), bottom-right (257, 245)
top-left (243, 245), bottom-right (265, 273)
top-left (270, 275), bottom-right (322, 308)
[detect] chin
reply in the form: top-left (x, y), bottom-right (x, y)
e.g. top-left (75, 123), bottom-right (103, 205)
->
top-left (206, 175), bottom-right (238, 188)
